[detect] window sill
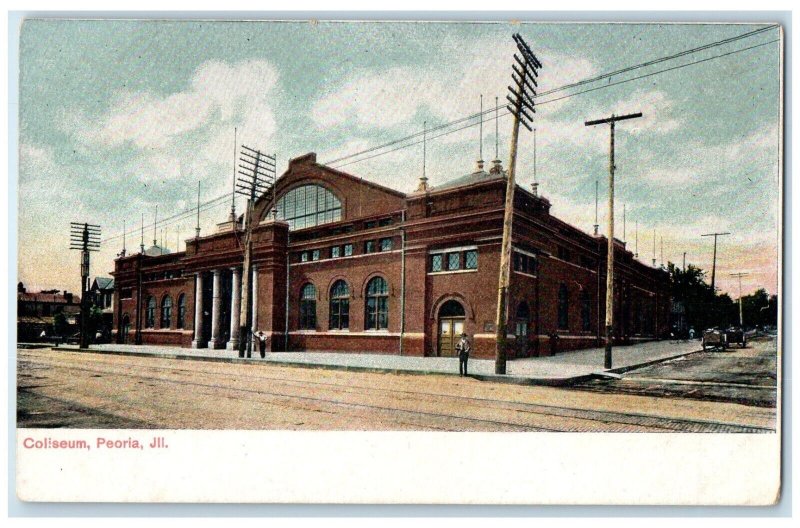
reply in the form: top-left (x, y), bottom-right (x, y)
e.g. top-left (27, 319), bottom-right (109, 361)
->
top-left (427, 269), bottom-right (478, 276)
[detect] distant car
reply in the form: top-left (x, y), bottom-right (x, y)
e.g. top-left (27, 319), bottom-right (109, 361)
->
top-left (725, 327), bottom-right (747, 348)
top-left (702, 328), bottom-right (727, 351)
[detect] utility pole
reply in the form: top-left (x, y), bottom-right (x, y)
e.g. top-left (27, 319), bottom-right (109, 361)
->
top-left (236, 145), bottom-right (276, 359)
top-left (593, 180), bottom-right (599, 236)
top-left (495, 33), bottom-right (542, 375)
top-left (635, 220), bottom-right (638, 258)
top-left (70, 222), bottom-right (100, 348)
top-left (701, 232), bottom-right (731, 293)
top-left (730, 272), bottom-right (749, 327)
top-left (584, 112), bottom-right (642, 370)
top-left (683, 252), bottom-right (687, 273)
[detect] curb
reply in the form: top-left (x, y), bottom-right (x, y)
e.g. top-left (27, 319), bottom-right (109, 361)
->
top-left (50, 346), bottom-right (592, 385)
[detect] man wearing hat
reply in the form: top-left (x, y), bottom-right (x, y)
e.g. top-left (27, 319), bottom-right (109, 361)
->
top-left (455, 332), bottom-right (472, 377)
top-left (253, 330), bottom-right (268, 358)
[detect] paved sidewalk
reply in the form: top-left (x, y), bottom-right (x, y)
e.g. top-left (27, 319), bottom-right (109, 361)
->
top-left (53, 339), bottom-right (704, 385)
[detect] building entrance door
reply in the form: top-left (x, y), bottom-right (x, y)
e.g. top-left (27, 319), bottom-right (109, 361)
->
top-left (437, 300), bottom-right (465, 357)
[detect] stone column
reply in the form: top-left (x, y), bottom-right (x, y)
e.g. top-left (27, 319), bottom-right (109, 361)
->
top-left (251, 263), bottom-right (259, 332)
top-left (210, 269), bottom-right (223, 348)
top-left (191, 272), bottom-right (206, 348)
top-left (226, 267), bottom-right (242, 351)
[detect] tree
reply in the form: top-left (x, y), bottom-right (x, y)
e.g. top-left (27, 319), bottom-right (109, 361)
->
top-left (53, 311), bottom-right (69, 337)
top-left (668, 262), bottom-right (736, 330)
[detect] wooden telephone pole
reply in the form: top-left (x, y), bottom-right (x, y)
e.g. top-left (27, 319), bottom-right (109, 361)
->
top-left (701, 232), bottom-right (731, 293)
top-left (730, 272), bottom-right (749, 327)
top-left (236, 145), bottom-right (276, 358)
top-left (495, 33), bottom-right (542, 375)
top-left (584, 112), bottom-right (642, 369)
top-left (70, 222), bottom-right (100, 348)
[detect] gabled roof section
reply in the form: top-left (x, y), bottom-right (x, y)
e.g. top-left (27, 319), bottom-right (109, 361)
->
top-left (92, 277), bottom-right (114, 290)
top-left (435, 169), bottom-right (504, 191)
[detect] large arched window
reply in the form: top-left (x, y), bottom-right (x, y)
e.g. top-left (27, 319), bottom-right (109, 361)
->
top-left (160, 296), bottom-right (172, 329)
top-left (177, 294), bottom-right (186, 329)
top-left (276, 184), bottom-right (342, 230)
top-left (299, 283), bottom-right (317, 330)
top-left (365, 277), bottom-right (389, 330)
top-left (329, 280), bottom-right (350, 330)
top-left (557, 284), bottom-right (569, 330)
top-left (145, 296), bottom-right (156, 328)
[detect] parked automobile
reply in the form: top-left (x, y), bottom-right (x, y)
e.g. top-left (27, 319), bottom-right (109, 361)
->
top-left (725, 327), bottom-right (747, 348)
top-left (702, 328), bottom-right (727, 351)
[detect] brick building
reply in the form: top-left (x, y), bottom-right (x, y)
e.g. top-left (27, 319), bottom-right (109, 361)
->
top-left (112, 153), bottom-right (670, 359)
top-left (17, 283), bottom-right (81, 342)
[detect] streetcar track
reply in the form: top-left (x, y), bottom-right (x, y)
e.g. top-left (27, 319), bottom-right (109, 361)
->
top-left (19, 352), bottom-right (772, 433)
top-left (26, 360), bottom-right (557, 432)
top-left (23, 352), bottom-right (775, 432)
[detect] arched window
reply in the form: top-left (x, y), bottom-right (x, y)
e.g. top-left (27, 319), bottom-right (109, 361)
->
top-left (557, 284), bottom-right (569, 330)
top-left (145, 296), bottom-right (156, 328)
top-left (160, 296), bottom-right (172, 329)
top-left (365, 277), bottom-right (389, 330)
top-left (276, 184), bottom-right (342, 230)
top-left (299, 283), bottom-right (317, 330)
top-left (177, 294), bottom-right (186, 329)
top-left (515, 301), bottom-right (530, 337)
top-left (329, 280), bottom-right (350, 330)
top-left (580, 290), bottom-right (591, 331)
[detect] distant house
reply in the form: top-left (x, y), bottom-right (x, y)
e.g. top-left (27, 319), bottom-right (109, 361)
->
top-left (17, 282), bottom-right (81, 342)
top-left (90, 277), bottom-right (115, 310)
top-left (89, 277), bottom-right (115, 341)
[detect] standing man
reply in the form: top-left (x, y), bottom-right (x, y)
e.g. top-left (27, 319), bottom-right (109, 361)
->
top-left (253, 330), bottom-right (268, 358)
top-left (455, 332), bottom-right (472, 377)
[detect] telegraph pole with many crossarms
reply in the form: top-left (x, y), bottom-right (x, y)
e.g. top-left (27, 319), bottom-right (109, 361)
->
top-left (236, 145), bottom-right (276, 358)
top-left (495, 33), bottom-right (543, 375)
top-left (584, 112), bottom-right (642, 370)
top-left (70, 222), bottom-right (100, 349)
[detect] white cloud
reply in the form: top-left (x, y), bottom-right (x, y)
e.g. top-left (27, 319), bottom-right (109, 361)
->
top-left (311, 37), bottom-right (599, 132)
top-left (67, 59), bottom-right (279, 151)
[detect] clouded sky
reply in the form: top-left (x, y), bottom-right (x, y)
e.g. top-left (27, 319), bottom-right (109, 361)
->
top-left (18, 20), bottom-right (781, 298)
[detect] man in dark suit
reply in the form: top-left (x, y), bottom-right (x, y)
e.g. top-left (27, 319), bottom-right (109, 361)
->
top-left (455, 333), bottom-right (472, 377)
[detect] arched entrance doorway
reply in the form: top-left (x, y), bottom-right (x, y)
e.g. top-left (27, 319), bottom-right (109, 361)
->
top-left (437, 300), bottom-right (466, 357)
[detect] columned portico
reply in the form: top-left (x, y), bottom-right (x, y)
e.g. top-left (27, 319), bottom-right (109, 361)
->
top-left (226, 267), bottom-right (242, 350)
top-left (210, 268), bottom-right (223, 348)
top-left (191, 272), bottom-right (206, 348)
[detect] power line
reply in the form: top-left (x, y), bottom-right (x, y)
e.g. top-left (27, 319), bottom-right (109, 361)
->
top-left (324, 25), bottom-right (778, 167)
top-left (332, 37), bottom-right (778, 170)
top-left (101, 30), bottom-right (779, 245)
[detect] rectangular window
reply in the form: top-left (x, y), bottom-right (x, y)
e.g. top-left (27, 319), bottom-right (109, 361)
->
top-left (311, 249), bottom-right (320, 261)
top-left (365, 240), bottom-right (376, 253)
top-left (447, 252), bottom-right (460, 271)
top-left (300, 251), bottom-right (309, 262)
top-left (430, 254), bottom-right (443, 272)
top-left (331, 246), bottom-right (341, 258)
top-left (364, 221), bottom-right (377, 229)
top-left (558, 246), bottom-right (571, 262)
top-left (379, 217), bottom-right (392, 227)
top-left (464, 250), bottom-right (478, 270)
top-left (344, 244), bottom-right (353, 257)
top-left (380, 237), bottom-right (393, 252)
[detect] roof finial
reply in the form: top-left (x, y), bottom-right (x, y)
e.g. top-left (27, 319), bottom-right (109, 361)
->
top-left (477, 94), bottom-right (484, 172)
top-left (416, 120), bottom-right (429, 192)
top-left (490, 95), bottom-right (504, 175)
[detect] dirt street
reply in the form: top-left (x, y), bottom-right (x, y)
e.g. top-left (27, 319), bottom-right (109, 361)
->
top-left (574, 336), bottom-right (779, 408)
top-left (17, 347), bottom-right (775, 432)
